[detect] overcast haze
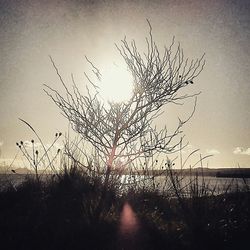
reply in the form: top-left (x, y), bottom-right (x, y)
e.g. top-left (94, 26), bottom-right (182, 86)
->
top-left (0, 0), bottom-right (250, 168)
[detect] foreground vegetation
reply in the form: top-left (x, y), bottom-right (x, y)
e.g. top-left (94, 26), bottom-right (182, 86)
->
top-left (0, 165), bottom-right (249, 250)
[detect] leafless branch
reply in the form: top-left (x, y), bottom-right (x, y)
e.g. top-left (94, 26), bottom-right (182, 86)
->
top-left (44, 22), bottom-right (205, 193)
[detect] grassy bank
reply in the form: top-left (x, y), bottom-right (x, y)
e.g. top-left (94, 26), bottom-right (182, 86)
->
top-left (0, 166), bottom-right (249, 250)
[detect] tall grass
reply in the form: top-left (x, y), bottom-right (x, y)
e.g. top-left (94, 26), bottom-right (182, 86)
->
top-left (0, 126), bottom-right (249, 249)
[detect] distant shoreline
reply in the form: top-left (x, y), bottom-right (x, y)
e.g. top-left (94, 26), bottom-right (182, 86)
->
top-left (1, 167), bottom-right (250, 178)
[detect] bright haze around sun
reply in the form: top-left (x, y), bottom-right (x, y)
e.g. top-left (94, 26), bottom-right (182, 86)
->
top-left (95, 62), bottom-right (133, 103)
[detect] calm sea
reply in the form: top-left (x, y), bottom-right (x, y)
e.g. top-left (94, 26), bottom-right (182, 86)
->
top-left (1, 174), bottom-right (249, 195)
top-left (120, 175), bottom-right (250, 195)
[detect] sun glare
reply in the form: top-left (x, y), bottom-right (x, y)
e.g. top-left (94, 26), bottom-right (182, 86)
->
top-left (99, 64), bottom-right (133, 103)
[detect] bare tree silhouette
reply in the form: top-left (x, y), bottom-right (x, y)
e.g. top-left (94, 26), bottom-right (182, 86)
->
top-left (44, 22), bottom-right (205, 217)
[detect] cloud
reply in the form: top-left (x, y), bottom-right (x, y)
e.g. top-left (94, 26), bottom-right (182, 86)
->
top-left (233, 147), bottom-right (250, 155)
top-left (45, 143), bottom-right (63, 150)
top-left (206, 149), bottom-right (220, 155)
top-left (22, 141), bottom-right (63, 152)
top-left (0, 158), bottom-right (25, 168)
top-left (23, 141), bottom-right (41, 148)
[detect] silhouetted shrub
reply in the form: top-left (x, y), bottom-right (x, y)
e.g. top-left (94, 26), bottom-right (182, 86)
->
top-left (0, 167), bottom-right (249, 250)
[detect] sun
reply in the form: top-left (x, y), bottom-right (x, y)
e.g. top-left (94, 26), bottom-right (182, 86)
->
top-left (98, 64), bottom-right (133, 103)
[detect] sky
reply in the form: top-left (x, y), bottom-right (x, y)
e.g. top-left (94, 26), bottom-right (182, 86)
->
top-left (0, 0), bottom-right (250, 168)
